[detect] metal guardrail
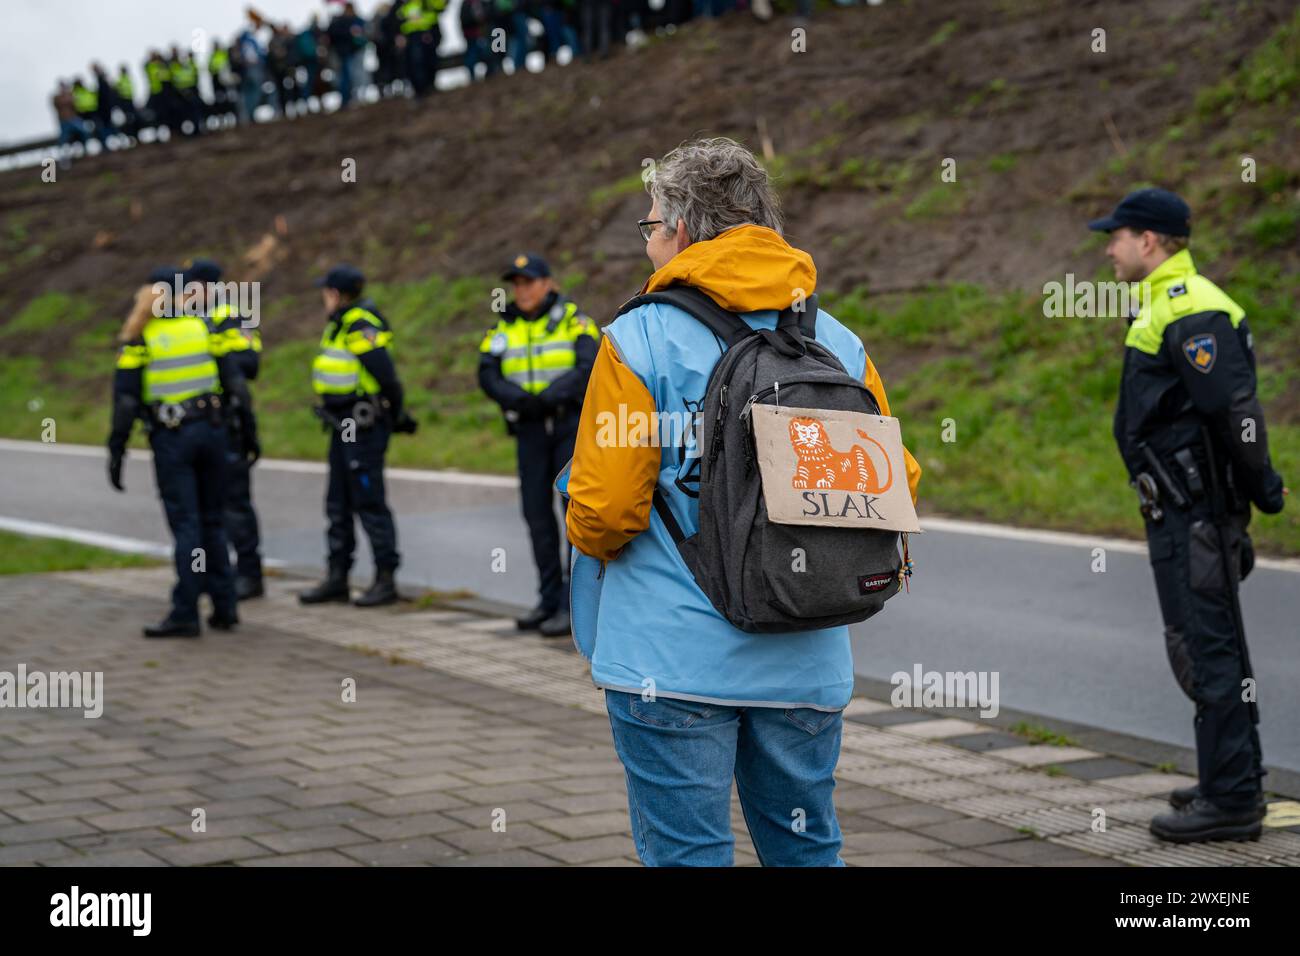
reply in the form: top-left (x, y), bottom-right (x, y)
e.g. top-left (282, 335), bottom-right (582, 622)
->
top-left (0, 51), bottom-right (473, 166)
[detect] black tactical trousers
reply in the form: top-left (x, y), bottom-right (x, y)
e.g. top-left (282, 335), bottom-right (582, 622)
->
top-left (151, 419), bottom-right (236, 623)
top-left (223, 440), bottom-right (262, 582)
top-left (516, 414), bottom-right (579, 612)
top-left (324, 422), bottom-right (399, 574)
top-left (1144, 500), bottom-right (1264, 810)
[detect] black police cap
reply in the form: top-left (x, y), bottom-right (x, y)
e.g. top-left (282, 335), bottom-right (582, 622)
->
top-left (316, 264), bottom-right (366, 296)
top-left (1088, 188), bottom-right (1191, 237)
top-left (147, 265), bottom-right (182, 284)
top-left (184, 258), bottom-right (222, 284)
top-left (501, 253), bottom-right (550, 281)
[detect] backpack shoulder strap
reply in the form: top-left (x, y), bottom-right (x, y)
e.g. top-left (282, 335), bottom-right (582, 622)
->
top-left (615, 286), bottom-right (753, 349)
top-left (776, 292), bottom-right (819, 340)
top-left (652, 487), bottom-right (686, 545)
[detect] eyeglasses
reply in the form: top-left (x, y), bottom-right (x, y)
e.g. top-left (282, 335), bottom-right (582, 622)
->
top-left (637, 219), bottom-right (664, 242)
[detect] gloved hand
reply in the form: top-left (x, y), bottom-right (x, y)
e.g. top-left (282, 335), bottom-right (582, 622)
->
top-left (108, 450), bottom-right (125, 491)
top-left (240, 410), bottom-right (261, 463)
top-left (394, 410), bottom-right (418, 434)
top-left (1254, 470), bottom-right (1287, 515)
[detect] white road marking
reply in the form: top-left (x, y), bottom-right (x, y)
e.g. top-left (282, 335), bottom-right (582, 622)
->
top-left (0, 516), bottom-right (171, 557)
top-left (3, 439), bottom-right (1298, 572)
top-left (0, 515), bottom-right (286, 567)
top-left (0, 438), bottom-right (517, 487)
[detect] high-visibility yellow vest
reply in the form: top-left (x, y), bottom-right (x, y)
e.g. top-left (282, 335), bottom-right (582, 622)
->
top-left (312, 306), bottom-right (393, 396)
top-left (208, 48), bottom-right (229, 75)
top-left (171, 58), bottom-right (198, 90)
top-left (206, 303), bottom-right (262, 357)
top-left (115, 72), bottom-right (134, 102)
top-left (479, 299), bottom-right (599, 395)
top-left (146, 60), bottom-right (167, 94)
top-left (399, 0), bottom-right (440, 34)
top-left (72, 84), bottom-right (98, 113)
top-left (116, 316), bottom-right (221, 404)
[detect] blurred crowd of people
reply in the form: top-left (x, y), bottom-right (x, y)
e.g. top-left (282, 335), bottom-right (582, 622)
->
top-left (51, 0), bottom-right (851, 159)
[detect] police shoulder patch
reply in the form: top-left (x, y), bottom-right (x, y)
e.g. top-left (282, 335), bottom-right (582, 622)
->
top-left (489, 332), bottom-right (509, 356)
top-left (1182, 333), bottom-right (1216, 373)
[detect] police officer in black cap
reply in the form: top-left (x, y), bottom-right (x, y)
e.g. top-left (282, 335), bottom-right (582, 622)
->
top-left (300, 264), bottom-right (416, 608)
top-left (187, 258), bottom-right (265, 600)
top-left (479, 254), bottom-right (599, 636)
top-left (108, 264), bottom-right (254, 637)
top-left (1089, 188), bottom-right (1288, 843)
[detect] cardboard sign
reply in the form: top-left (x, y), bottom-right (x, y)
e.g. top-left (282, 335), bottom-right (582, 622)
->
top-left (750, 404), bottom-right (921, 532)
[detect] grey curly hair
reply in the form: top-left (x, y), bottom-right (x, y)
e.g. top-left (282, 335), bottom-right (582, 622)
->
top-left (647, 137), bottom-right (783, 243)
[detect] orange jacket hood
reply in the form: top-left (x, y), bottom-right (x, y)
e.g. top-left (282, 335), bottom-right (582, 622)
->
top-left (643, 224), bottom-right (817, 313)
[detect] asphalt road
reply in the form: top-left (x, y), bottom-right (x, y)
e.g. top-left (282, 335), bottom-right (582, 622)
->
top-left (3, 438), bottom-right (1298, 774)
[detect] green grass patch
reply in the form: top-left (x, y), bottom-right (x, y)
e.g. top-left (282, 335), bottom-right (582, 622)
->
top-left (1009, 722), bottom-right (1080, 748)
top-left (0, 530), bottom-right (160, 575)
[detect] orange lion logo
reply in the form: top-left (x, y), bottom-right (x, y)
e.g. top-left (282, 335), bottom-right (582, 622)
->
top-left (788, 416), bottom-right (893, 493)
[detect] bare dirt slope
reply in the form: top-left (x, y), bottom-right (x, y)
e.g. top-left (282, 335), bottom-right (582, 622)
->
top-left (3, 0), bottom-right (1295, 336)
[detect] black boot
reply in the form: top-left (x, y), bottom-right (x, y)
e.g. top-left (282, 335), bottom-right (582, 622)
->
top-left (1150, 796), bottom-right (1264, 843)
top-left (143, 616), bottom-right (200, 638)
top-left (208, 608), bottom-right (239, 631)
top-left (538, 610), bottom-right (571, 638)
top-left (516, 603), bottom-right (555, 630)
top-left (354, 568), bottom-right (398, 607)
top-left (235, 576), bottom-right (265, 601)
top-left (1169, 784), bottom-right (1266, 812)
top-left (299, 570), bottom-right (350, 605)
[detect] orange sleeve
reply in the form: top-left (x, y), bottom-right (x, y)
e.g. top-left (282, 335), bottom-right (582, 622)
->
top-left (565, 336), bottom-right (661, 561)
top-left (863, 352), bottom-right (922, 506)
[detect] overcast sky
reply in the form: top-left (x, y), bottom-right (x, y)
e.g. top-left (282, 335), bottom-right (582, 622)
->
top-left (2, 0), bottom-right (467, 146)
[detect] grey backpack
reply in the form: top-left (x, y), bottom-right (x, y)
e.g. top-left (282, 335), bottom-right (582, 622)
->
top-left (614, 286), bottom-right (909, 633)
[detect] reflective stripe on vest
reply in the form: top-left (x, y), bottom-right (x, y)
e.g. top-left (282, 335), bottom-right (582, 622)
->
top-left (141, 317), bottom-right (220, 403)
top-left (483, 301), bottom-right (595, 396)
top-left (312, 308), bottom-right (391, 396)
top-left (207, 304), bottom-right (262, 356)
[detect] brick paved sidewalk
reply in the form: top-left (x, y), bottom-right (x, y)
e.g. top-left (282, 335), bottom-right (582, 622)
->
top-left (1, 568), bottom-right (1297, 867)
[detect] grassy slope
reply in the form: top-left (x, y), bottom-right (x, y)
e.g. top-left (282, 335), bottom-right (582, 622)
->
top-left (1, 6), bottom-right (1297, 551)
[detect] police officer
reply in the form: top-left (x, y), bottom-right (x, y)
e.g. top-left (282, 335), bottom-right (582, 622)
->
top-left (479, 253), bottom-right (599, 636)
top-left (108, 266), bottom-right (255, 637)
top-left (397, 0), bottom-right (445, 97)
top-left (188, 259), bottom-right (264, 600)
top-left (300, 265), bottom-right (416, 608)
top-left (1090, 188), bottom-right (1288, 843)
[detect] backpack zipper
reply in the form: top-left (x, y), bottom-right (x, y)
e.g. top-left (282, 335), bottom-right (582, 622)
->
top-left (707, 385), bottom-right (727, 466)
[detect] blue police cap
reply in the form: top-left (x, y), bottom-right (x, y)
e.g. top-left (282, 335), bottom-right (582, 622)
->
top-left (147, 265), bottom-right (182, 284)
top-left (316, 263), bottom-right (366, 296)
top-left (1088, 188), bottom-right (1191, 237)
top-left (501, 253), bottom-right (550, 281)
top-left (184, 258), bottom-right (222, 284)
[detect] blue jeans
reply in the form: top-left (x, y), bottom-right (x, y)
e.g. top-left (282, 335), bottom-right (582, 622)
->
top-left (605, 690), bottom-right (846, 866)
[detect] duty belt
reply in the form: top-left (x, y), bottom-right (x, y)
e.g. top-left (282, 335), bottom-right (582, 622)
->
top-left (151, 393), bottom-right (221, 429)
top-left (313, 395), bottom-right (386, 432)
